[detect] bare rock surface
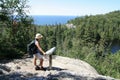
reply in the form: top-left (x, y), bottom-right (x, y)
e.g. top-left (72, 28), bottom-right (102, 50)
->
top-left (0, 55), bottom-right (116, 80)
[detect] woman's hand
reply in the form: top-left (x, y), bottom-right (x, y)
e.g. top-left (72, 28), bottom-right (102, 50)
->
top-left (43, 52), bottom-right (46, 56)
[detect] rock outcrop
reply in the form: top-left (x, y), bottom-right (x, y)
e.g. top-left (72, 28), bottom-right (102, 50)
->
top-left (0, 55), bottom-right (115, 80)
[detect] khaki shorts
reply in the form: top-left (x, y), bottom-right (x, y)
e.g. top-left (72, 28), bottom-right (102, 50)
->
top-left (33, 53), bottom-right (43, 59)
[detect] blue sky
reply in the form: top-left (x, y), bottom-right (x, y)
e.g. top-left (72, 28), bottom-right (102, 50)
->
top-left (28, 0), bottom-right (120, 16)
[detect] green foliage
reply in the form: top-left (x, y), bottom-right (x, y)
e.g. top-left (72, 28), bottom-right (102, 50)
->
top-left (33, 10), bottom-right (120, 78)
top-left (0, 0), bottom-right (33, 59)
top-left (0, 3), bottom-right (120, 78)
top-left (85, 52), bottom-right (120, 78)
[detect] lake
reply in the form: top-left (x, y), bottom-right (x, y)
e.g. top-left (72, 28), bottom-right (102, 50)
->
top-left (111, 40), bottom-right (120, 53)
top-left (32, 15), bottom-right (77, 25)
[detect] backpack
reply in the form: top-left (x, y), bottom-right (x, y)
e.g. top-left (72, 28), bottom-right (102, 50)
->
top-left (27, 40), bottom-right (37, 56)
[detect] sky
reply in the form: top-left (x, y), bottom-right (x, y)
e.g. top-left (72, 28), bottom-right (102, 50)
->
top-left (28, 0), bottom-right (120, 16)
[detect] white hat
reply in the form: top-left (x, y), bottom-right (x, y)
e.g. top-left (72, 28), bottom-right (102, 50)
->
top-left (35, 33), bottom-right (43, 39)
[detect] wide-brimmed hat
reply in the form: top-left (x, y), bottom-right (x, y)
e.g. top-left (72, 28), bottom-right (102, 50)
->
top-left (35, 33), bottom-right (43, 39)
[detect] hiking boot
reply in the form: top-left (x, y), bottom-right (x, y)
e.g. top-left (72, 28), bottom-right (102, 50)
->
top-left (41, 66), bottom-right (46, 71)
top-left (35, 65), bottom-right (40, 70)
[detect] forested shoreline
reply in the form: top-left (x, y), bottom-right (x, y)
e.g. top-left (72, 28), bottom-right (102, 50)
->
top-left (0, 0), bottom-right (120, 78)
top-left (33, 11), bottom-right (120, 78)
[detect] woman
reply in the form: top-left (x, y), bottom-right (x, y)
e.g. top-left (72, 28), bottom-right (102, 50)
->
top-left (33, 33), bottom-right (46, 70)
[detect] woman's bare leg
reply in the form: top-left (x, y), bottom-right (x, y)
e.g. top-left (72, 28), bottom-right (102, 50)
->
top-left (39, 58), bottom-right (43, 67)
top-left (33, 57), bottom-right (37, 66)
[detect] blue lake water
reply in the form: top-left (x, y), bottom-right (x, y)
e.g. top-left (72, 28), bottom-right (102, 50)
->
top-left (32, 15), bottom-right (77, 25)
top-left (111, 41), bottom-right (120, 53)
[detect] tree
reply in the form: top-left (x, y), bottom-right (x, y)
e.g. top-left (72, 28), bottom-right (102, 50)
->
top-left (0, 0), bottom-right (33, 59)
